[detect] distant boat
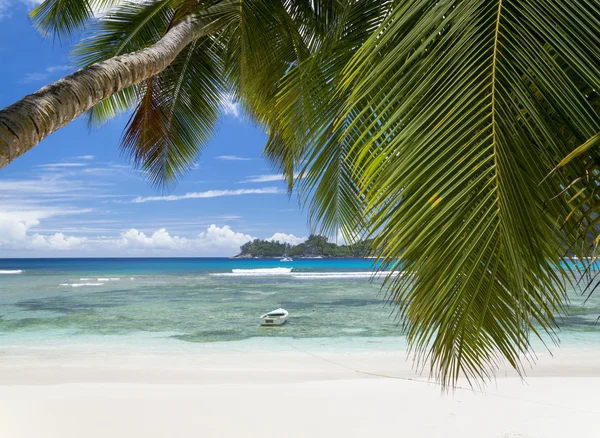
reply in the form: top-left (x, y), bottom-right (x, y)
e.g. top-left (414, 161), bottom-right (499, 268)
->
top-left (280, 255), bottom-right (293, 262)
top-left (260, 308), bottom-right (289, 326)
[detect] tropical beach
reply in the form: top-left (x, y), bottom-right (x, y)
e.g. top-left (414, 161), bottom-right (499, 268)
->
top-left (1, 0), bottom-right (600, 436)
top-left (1, 259), bottom-right (600, 437)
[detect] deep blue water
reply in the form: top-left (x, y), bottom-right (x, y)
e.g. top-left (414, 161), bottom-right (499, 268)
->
top-left (0, 257), bottom-right (378, 275)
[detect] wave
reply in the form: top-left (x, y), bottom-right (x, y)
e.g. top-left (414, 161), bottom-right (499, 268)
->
top-left (341, 328), bottom-right (367, 334)
top-left (60, 283), bottom-right (105, 288)
top-left (291, 271), bottom-right (395, 279)
top-left (0, 270), bottom-right (22, 274)
top-left (212, 267), bottom-right (293, 277)
top-left (211, 267), bottom-right (396, 279)
top-left (241, 290), bottom-right (277, 295)
top-left (98, 278), bottom-right (120, 281)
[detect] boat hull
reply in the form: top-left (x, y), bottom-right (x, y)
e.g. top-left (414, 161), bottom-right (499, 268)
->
top-left (260, 316), bottom-right (287, 326)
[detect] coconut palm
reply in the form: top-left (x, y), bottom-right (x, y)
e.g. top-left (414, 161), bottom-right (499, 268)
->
top-left (0, 0), bottom-right (599, 386)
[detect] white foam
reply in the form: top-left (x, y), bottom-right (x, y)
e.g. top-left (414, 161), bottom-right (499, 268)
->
top-left (0, 270), bottom-right (22, 274)
top-left (79, 278), bottom-right (91, 281)
top-left (291, 271), bottom-right (396, 279)
top-left (241, 290), bottom-right (277, 295)
top-left (212, 267), bottom-right (293, 277)
top-left (98, 278), bottom-right (120, 281)
top-left (60, 283), bottom-right (105, 288)
top-left (341, 328), bottom-right (367, 334)
top-left (210, 268), bottom-right (398, 279)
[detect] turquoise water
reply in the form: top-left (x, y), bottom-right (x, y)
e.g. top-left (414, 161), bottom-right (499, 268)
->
top-left (1, 258), bottom-right (599, 351)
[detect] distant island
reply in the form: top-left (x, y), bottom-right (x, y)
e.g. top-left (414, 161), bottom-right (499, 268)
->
top-left (233, 234), bottom-right (373, 258)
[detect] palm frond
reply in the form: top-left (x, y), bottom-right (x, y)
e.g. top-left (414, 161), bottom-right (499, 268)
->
top-left (267, 0), bottom-right (391, 242)
top-left (276, 0), bottom-right (600, 386)
top-left (73, 0), bottom-right (176, 126)
top-left (30, 0), bottom-right (121, 40)
top-left (122, 36), bottom-right (226, 187)
top-left (555, 133), bottom-right (600, 170)
top-left (220, 0), bottom-right (313, 122)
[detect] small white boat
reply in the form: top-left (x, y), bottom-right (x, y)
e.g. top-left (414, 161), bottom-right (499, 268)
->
top-left (280, 256), bottom-right (293, 262)
top-left (260, 308), bottom-right (289, 326)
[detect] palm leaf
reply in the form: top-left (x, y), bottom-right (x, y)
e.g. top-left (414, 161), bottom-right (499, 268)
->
top-left (122, 36), bottom-right (227, 186)
top-left (266, 0), bottom-right (390, 241)
top-left (278, 0), bottom-right (600, 386)
top-left (74, 0), bottom-right (176, 126)
top-left (30, 0), bottom-right (121, 40)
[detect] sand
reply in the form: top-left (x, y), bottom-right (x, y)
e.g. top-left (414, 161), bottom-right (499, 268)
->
top-left (0, 345), bottom-right (599, 437)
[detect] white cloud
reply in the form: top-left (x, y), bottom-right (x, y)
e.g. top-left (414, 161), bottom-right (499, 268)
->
top-left (119, 228), bottom-right (185, 250)
top-left (36, 162), bottom-right (88, 169)
top-left (221, 96), bottom-right (241, 118)
top-left (0, 176), bottom-right (109, 205)
top-left (242, 174), bottom-right (286, 183)
top-left (267, 233), bottom-right (306, 245)
top-left (132, 187), bottom-right (283, 203)
top-left (216, 155), bottom-right (253, 161)
top-left (114, 225), bottom-right (253, 255)
top-left (0, 208), bottom-right (307, 257)
top-left (21, 0), bottom-right (44, 6)
top-left (241, 173), bottom-right (301, 183)
top-left (77, 155), bottom-right (95, 160)
top-left (0, 209), bottom-right (89, 251)
top-left (0, 216), bottom-right (253, 256)
top-left (196, 224), bottom-right (253, 251)
top-left (31, 233), bottom-right (87, 251)
top-left (0, 0), bottom-right (10, 20)
top-left (45, 65), bottom-right (71, 73)
top-left (21, 65), bottom-right (72, 83)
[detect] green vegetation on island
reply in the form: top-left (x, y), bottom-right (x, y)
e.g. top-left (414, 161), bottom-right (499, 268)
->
top-left (235, 235), bottom-right (373, 258)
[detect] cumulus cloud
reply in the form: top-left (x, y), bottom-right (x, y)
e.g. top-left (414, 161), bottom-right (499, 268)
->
top-left (31, 233), bottom-right (87, 251)
top-left (132, 187), bottom-right (283, 203)
top-left (0, 207), bottom-right (254, 256)
top-left (118, 225), bottom-right (253, 253)
top-left (266, 233), bottom-right (306, 245)
top-left (0, 210), bottom-right (88, 252)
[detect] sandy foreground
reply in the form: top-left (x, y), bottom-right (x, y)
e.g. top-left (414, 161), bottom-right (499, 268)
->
top-left (0, 345), bottom-right (599, 438)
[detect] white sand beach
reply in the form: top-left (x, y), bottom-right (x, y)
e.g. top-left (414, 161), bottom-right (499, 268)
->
top-left (1, 346), bottom-right (599, 438)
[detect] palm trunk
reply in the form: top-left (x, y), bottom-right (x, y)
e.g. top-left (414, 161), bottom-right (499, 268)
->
top-left (0, 17), bottom-right (205, 168)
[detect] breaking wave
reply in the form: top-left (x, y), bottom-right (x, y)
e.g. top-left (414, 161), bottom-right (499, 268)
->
top-left (290, 271), bottom-right (394, 279)
top-left (0, 270), bottom-right (22, 274)
top-left (60, 283), bottom-right (105, 288)
top-left (212, 267), bottom-right (293, 277)
top-left (211, 268), bottom-right (395, 279)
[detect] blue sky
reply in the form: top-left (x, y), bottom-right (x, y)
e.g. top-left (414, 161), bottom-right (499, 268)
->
top-left (0, 3), bottom-right (311, 256)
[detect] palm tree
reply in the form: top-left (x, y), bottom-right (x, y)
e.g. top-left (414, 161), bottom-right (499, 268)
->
top-left (0, 0), bottom-right (599, 386)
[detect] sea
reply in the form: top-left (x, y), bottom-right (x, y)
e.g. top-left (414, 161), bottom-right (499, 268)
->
top-left (1, 258), bottom-right (599, 353)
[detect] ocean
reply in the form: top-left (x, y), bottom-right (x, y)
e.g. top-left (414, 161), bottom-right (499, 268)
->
top-left (1, 258), bottom-right (599, 352)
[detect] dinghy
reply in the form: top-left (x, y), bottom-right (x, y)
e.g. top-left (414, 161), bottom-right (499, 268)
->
top-left (259, 308), bottom-right (288, 326)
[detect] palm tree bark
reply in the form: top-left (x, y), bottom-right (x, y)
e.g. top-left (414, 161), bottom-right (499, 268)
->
top-left (0, 16), bottom-right (205, 168)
